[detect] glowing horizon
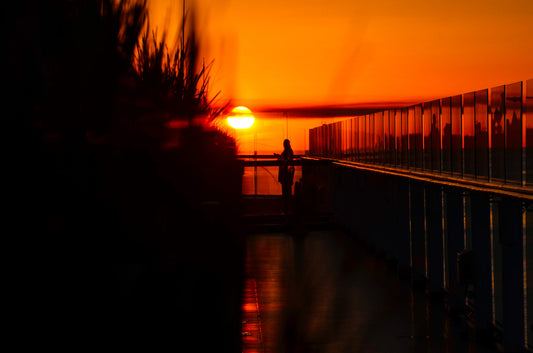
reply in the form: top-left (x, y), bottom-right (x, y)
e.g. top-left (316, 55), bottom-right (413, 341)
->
top-left (148, 0), bottom-right (532, 155)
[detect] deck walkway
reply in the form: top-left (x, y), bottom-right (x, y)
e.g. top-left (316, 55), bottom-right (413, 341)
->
top-left (241, 230), bottom-right (498, 353)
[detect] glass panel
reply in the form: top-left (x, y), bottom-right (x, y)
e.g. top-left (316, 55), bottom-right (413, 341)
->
top-left (309, 128), bottom-right (313, 155)
top-left (320, 125), bottom-right (324, 156)
top-left (415, 105), bottom-right (423, 169)
top-left (408, 106), bottom-right (416, 169)
top-left (491, 85), bottom-right (506, 182)
top-left (364, 115), bottom-right (370, 162)
top-left (369, 114), bottom-right (375, 163)
top-left (396, 109), bottom-right (402, 167)
top-left (390, 109), bottom-right (397, 166)
top-left (349, 119), bottom-right (354, 160)
top-left (314, 127), bottom-right (318, 156)
top-left (314, 128), bottom-right (317, 155)
top-left (375, 111), bottom-right (384, 164)
top-left (314, 127), bottom-right (317, 156)
top-left (401, 108), bottom-right (409, 168)
top-left (312, 128), bottom-right (316, 155)
top-left (347, 119), bottom-right (351, 160)
top-left (441, 97), bottom-right (452, 173)
top-left (328, 123), bottom-right (332, 157)
top-left (330, 123), bottom-right (337, 158)
top-left (339, 121), bottom-right (346, 159)
top-left (333, 122), bottom-right (337, 158)
top-left (323, 125), bottom-right (327, 157)
top-left (350, 120), bottom-right (354, 159)
top-left (325, 125), bottom-right (329, 157)
top-left (328, 124), bottom-right (331, 157)
top-left (526, 79), bottom-right (533, 186)
top-left (337, 121), bottom-right (342, 159)
top-left (340, 121), bottom-right (344, 158)
top-left (359, 116), bottom-right (365, 162)
top-left (423, 101), bottom-right (432, 171)
top-left (475, 89), bottom-right (489, 179)
top-left (339, 120), bottom-right (346, 159)
top-left (349, 118), bottom-right (353, 161)
top-left (312, 127), bottom-right (315, 155)
top-left (326, 124), bottom-right (329, 157)
top-left (451, 95), bottom-right (463, 176)
top-left (316, 126), bottom-right (319, 156)
top-left (431, 100), bottom-right (441, 172)
top-left (362, 117), bottom-right (366, 161)
top-left (325, 124), bottom-right (328, 157)
top-left (343, 120), bottom-right (347, 159)
top-left (383, 111), bottom-right (390, 165)
top-left (505, 81), bottom-right (522, 183)
top-left (464, 92), bottom-right (475, 178)
top-left (346, 119), bottom-right (352, 160)
top-left (337, 121), bottom-right (341, 159)
top-left (352, 118), bottom-right (356, 161)
top-left (352, 118), bottom-right (359, 161)
top-left (355, 118), bottom-right (360, 160)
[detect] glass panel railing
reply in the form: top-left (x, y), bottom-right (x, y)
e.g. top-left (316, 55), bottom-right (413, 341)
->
top-left (306, 79), bottom-right (531, 190)
top-left (401, 108), bottom-right (409, 169)
top-left (423, 101), bottom-right (432, 171)
top-left (451, 95), bottom-right (463, 176)
top-left (375, 112), bottom-right (384, 165)
top-left (464, 92), bottom-right (476, 178)
top-left (491, 85), bottom-right (506, 182)
top-left (475, 89), bottom-right (489, 179)
top-left (441, 97), bottom-right (452, 174)
top-left (384, 111), bottom-right (390, 165)
top-left (414, 104), bottom-right (423, 170)
top-left (505, 81), bottom-right (523, 184)
top-left (526, 79), bottom-right (533, 186)
top-left (409, 106), bottom-right (416, 169)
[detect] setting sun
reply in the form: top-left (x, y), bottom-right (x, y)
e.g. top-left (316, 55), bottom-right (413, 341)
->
top-left (227, 106), bottom-right (255, 129)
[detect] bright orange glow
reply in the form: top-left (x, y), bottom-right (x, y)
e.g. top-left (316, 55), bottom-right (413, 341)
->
top-left (242, 303), bottom-right (256, 312)
top-left (227, 106), bottom-right (255, 129)
top-left (232, 106), bottom-right (252, 114)
top-left (214, 114), bottom-right (331, 155)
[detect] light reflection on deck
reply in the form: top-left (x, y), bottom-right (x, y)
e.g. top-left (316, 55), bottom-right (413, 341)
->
top-left (242, 231), bottom-right (497, 353)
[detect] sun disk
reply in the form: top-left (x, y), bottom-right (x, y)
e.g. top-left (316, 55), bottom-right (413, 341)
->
top-left (227, 106), bottom-right (255, 129)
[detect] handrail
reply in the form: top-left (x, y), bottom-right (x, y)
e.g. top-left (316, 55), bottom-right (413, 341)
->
top-left (237, 154), bottom-right (305, 159)
top-left (306, 157), bottom-right (533, 201)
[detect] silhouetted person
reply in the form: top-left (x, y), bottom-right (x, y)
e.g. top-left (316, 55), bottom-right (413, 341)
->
top-left (277, 139), bottom-right (294, 214)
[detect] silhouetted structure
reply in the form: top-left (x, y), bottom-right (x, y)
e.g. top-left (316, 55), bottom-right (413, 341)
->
top-left (5, 1), bottom-right (243, 351)
top-left (307, 78), bottom-right (533, 353)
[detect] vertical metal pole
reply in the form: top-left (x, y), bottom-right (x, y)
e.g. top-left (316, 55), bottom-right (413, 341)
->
top-left (471, 192), bottom-right (493, 332)
top-left (445, 188), bottom-right (465, 312)
top-left (286, 112), bottom-right (289, 140)
top-left (500, 198), bottom-right (525, 352)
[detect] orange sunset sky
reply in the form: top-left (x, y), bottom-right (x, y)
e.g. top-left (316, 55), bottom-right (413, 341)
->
top-left (149, 0), bottom-right (533, 109)
top-left (149, 0), bottom-right (533, 153)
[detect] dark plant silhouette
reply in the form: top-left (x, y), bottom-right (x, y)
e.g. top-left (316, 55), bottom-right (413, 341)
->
top-left (5, 1), bottom-right (243, 351)
top-left (133, 6), bottom-right (227, 125)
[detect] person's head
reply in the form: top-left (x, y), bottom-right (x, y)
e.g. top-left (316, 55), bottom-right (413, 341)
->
top-left (283, 139), bottom-right (291, 150)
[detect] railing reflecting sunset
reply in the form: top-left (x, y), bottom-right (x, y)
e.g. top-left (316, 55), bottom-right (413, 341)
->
top-left (309, 79), bottom-right (533, 188)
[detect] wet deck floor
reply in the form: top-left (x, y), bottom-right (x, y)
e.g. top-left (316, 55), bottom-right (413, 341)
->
top-left (242, 230), bottom-right (497, 353)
